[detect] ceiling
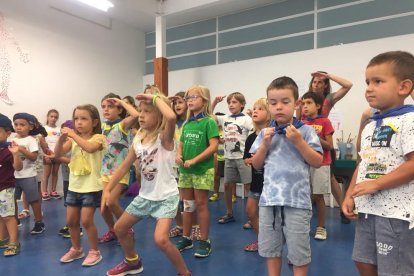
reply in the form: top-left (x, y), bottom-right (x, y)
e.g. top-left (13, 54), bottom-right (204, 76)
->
top-left (45, 0), bottom-right (285, 32)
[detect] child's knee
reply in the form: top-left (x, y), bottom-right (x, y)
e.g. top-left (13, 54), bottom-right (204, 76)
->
top-left (154, 235), bottom-right (170, 250)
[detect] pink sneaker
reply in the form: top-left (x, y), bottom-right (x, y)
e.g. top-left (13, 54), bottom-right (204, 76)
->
top-left (107, 259), bottom-right (143, 275)
top-left (82, 249), bottom-right (102, 266)
top-left (60, 247), bottom-right (85, 263)
top-left (99, 230), bottom-right (117, 243)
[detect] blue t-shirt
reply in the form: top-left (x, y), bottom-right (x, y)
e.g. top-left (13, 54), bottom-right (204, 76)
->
top-left (250, 125), bottom-right (322, 210)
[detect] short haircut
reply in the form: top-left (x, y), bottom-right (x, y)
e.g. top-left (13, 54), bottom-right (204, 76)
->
top-left (267, 76), bottom-right (299, 100)
top-left (367, 51), bottom-right (414, 91)
top-left (302, 91), bottom-right (324, 113)
top-left (101, 92), bottom-right (127, 119)
top-left (227, 92), bottom-right (246, 111)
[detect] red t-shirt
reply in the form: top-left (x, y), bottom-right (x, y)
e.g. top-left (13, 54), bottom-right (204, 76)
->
top-left (302, 117), bottom-right (335, 165)
top-left (0, 147), bottom-right (15, 191)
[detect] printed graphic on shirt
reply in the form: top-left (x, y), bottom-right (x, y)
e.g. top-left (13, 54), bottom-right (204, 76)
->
top-left (309, 124), bottom-right (323, 135)
top-left (224, 122), bottom-right (244, 154)
top-left (141, 148), bottom-right (158, 181)
top-left (371, 125), bottom-right (396, 148)
top-left (183, 130), bottom-right (203, 147)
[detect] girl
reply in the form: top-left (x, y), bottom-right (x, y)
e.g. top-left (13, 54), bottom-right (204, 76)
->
top-left (302, 71), bottom-right (353, 224)
top-left (54, 105), bottom-right (106, 267)
top-left (99, 93), bottom-right (140, 243)
top-left (243, 98), bottom-right (271, 252)
top-left (102, 93), bottom-right (191, 276)
top-left (175, 85), bottom-right (219, 258)
top-left (42, 109), bottom-right (61, 200)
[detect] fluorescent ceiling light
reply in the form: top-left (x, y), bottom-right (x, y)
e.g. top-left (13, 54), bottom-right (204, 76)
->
top-left (76, 0), bottom-right (114, 12)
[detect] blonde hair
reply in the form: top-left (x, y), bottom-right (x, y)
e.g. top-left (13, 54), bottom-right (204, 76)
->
top-left (185, 85), bottom-right (212, 120)
top-left (253, 98), bottom-right (271, 131)
top-left (135, 94), bottom-right (171, 144)
top-left (144, 84), bottom-right (162, 95)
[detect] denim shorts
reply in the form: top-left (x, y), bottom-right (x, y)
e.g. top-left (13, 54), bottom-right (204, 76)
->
top-left (125, 194), bottom-right (179, 219)
top-left (353, 214), bottom-right (414, 275)
top-left (15, 176), bottom-right (39, 203)
top-left (248, 191), bottom-right (261, 200)
top-left (65, 190), bottom-right (102, 208)
top-left (259, 206), bottom-right (312, 266)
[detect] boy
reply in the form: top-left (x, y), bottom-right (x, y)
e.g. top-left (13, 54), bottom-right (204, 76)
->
top-left (0, 114), bottom-right (23, 256)
top-left (302, 92), bottom-right (334, 240)
top-left (342, 51), bottom-right (414, 275)
top-left (212, 92), bottom-right (253, 223)
top-left (251, 77), bottom-right (322, 276)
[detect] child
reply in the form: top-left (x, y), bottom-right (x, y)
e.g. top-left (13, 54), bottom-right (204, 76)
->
top-left (0, 114), bottom-right (23, 256)
top-left (42, 109), bottom-right (62, 200)
top-left (250, 77), bottom-right (322, 275)
top-left (99, 93), bottom-right (139, 243)
top-left (243, 98), bottom-right (271, 252)
top-left (175, 85), bottom-right (219, 257)
top-left (302, 92), bottom-right (334, 240)
top-left (209, 112), bottom-right (225, 202)
top-left (342, 51), bottom-right (414, 276)
top-left (302, 71), bottom-right (353, 224)
top-left (12, 113), bottom-right (45, 234)
top-left (212, 92), bottom-right (253, 223)
top-left (54, 104), bottom-right (106, 266)
top-left (103, 93), bottom-right (191, 276)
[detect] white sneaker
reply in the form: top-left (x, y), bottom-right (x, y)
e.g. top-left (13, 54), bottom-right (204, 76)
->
top-left (314, 226), bottom-right (327, 240)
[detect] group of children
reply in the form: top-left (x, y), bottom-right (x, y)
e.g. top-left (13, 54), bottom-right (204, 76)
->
top-left (0, 50), bottom-right (414, 276)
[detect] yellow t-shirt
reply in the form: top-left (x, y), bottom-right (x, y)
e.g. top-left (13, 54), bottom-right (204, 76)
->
top-left (69, 134), bottom-right (107, 193)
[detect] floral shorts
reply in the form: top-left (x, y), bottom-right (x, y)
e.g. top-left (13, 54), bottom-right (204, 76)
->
top-left (0, 188), bottom-right (16, 217)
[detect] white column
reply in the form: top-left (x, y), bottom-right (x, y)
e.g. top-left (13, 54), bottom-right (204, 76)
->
top-left (155, 15), bottom-right (166, 58)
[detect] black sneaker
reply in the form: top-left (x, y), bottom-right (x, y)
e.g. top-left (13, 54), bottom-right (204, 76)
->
top-left (31, 222), bottom-right (46, 235)
top-left (62, 227), bottom-right (83, 238)
top-left (58, 226), bottom-right (69, 236)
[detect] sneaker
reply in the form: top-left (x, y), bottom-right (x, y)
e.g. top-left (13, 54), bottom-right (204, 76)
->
top-left (31, 222), bottom-right (45, 235)
top-left (99, 230), bottom-right (117, 243)
top-left (82, 249), bottom-right (102, 266)
top-left (50, 191), bottom-right (62, 199)
top-left (209, 193), bottom-right (219, 202)
top-left (60, 247), bottom-right (85, 263)
top-left (107, 258), bottom-right (143, 276)
top-left (58, 226), bottom-right (69, 236)
top-left (341, 212), bottom-right (351, 224)
top-left (314, 226), bottom-right (327, 240)
top-left (194, 239), bottom-right (211, 258)
top-left (176, 236), bottom-right (193, 252)
top-left (42, 192), bottom-right (51, 201)
top-left (232, 195), bottom-right (237, 203)
top-left (62, 227), bottom-right (83, 238)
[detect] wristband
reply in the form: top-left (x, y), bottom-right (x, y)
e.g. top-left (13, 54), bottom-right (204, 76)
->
top-left (152, 95), bottom-right (160, 106)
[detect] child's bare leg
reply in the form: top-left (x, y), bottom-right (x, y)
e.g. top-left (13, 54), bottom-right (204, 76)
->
top-left (330, 174), bottom-right (343, 206)
top-left (3, 216), bottom-right (18, 243)
top-left (30, 200), bottom-right (42, 222)
top-left (245, 197), bottom-right (259, 234)
top-left (101, 182), bottom-right (115, 230)
top-left (42, 164), bottom-right (51, 194)
top-left (51, 163), bottom-right (60, 192)
top-left (224, 182), bottom-right (235, 214)
top-left (81, 206), bottom-right (98, 250)
top-left (114, 212), bottom-right (140, 259)
top-left (66, 206), bottom-right (81, 249)
top-left (154, 218), bottom-right (190, 275)
top-left (314, 194), bottom-right (326, 228)
top-left (108, 184), bottom-right (125, 219)
top-left (355, 262), bottom-right (378, 276)
top-left (267, 257), bottom-right (282, 276)
top-left (293, 264), bottom-right (309, 276)
top-left (194, 189), bottom-right (209, 240)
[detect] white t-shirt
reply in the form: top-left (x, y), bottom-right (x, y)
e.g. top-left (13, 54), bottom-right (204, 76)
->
top-left (217, 114), bottom-right (253, 159)
top-left (355, 112), bottom-right (414, 229)
top-left (44, 125), bottom-right (61, 151)
top-left (133, 135), bottom-right (178, 201)
top-left (12, 135), bottom-right (38, 178)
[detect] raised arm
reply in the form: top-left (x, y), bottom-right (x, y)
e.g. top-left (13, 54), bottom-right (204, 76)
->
top-left (108, 97), bottom-right (140, 131)
top-left (326, 73), bottom-right (353, 104)
top-left (211, 95), bottom-right (226, 112)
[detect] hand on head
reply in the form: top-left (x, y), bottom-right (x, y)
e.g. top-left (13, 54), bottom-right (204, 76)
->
top-left (135, 93), bottom-right (153, 104)
top-left (311, 71), bottom-right (328, 79)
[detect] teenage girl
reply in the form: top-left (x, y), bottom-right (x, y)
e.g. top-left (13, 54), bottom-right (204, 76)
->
top-left (54, 104), bottom-right (106, 267)
top-left (175, 85), bottom-right (219, 258)
top-left (243, 98), bottom-right (271, 252)
top-left (99, 93), bottom-right (139, 243)
top-left (42, 109), bottom-right (61, 200)
top-left (301, 71), bottom-right (353, 223)
top-left (103, 93), bottom-right (191, 276)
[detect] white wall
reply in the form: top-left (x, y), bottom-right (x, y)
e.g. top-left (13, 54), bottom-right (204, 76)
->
top-left (1, 1), bottom-right (146, 122)
top-left (144, 34), bottom-right (414, 148)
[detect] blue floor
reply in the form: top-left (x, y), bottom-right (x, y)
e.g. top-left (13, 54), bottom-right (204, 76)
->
top-left (2, 195), bottom-right (358, 276)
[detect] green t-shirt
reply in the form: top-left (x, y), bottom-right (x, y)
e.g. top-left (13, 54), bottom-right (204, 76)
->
top-left (179, 116), bottom-right (219, 175)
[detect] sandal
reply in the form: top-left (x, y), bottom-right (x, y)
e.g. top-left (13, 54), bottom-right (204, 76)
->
top-left (218, 214), bottom-right (235, 224)
top-left (4, 242), bottom-right (20, 256)
top-left (244, 241), bottom-right (258, 252)
top-left (243, 220), bottom-right (253, 229)
top-left (0, 238), bottom-right (9, 248)
top-left (18, 209), bottom-right (30, 220)
top-left (169, 226), bottom-right (183, 238)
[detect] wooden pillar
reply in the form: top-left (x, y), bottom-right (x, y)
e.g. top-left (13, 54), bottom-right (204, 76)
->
top-left (154, 15), bottom-right (168, 95)
top-left (154, 57), bottom-right (168, 95)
